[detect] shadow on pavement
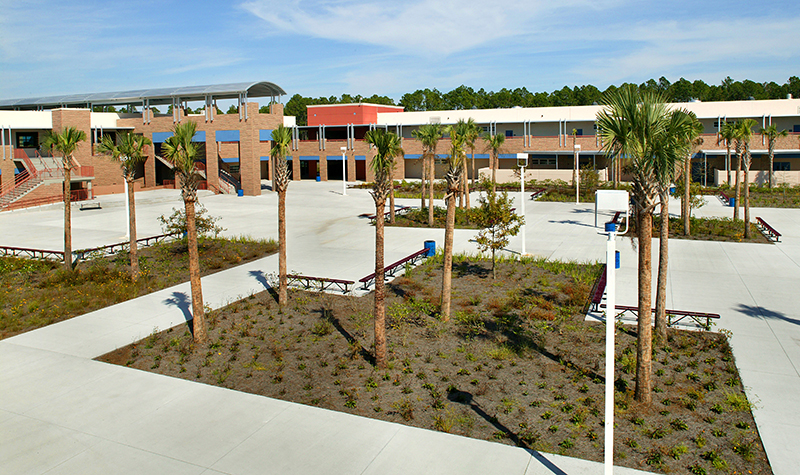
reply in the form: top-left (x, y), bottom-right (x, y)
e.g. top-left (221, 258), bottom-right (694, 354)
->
top-left (548, 219), bottom-right (596, 228)
top-left (736, 303), bottom-right (800, 326)
top-left (163, 291), bottom-right (194, 333)
top-left (249, 270), bottom-right (271, 290)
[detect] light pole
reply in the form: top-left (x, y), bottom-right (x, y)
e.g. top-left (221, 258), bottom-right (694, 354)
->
top-left (595, 189), bottom-right (629, 475)
top-left (603, 219), bottom-right (616, 475)
top-left (340, 146), bottom-right (347, 196)
top-left (517, 153), bottom-right (528, 256)
top-left (574, 144), bottom-right (581, 204)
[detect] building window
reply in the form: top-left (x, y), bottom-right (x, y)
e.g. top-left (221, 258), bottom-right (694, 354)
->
top-left (774, 162), bottom-right (790, 171)
top-left (16, 132), bottom-right (37, 148)
top-left (505, 130), bottom-right (513, 137)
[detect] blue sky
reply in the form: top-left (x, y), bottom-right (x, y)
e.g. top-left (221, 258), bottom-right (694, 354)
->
top-left (1, 0), bottom-right (799, 105)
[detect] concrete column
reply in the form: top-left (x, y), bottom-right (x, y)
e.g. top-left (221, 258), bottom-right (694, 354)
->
top-left (239, 103), bottom-right (262, 196)
top-left (347, 151), bottom-right (356, 182)
top-left (292, 156), bottom-right (301, 181)
top-left (319, 155), bottom-right (328, 181)
top-left (205, 130), bottom-right (219, 193)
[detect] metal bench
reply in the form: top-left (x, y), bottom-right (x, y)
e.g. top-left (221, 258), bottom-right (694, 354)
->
top-left (719, 191), bottom-right (732, 207)
top-left (79, 200), bottom-right (101, 210)
top-left (359, 248), bottom-right (429, 290)
top-left (756, 217), bottom-right (781, 242)
top-left (360, 205), bottom-right (412, 221)
top-left (530, 188), bottom-right (546, 200)
top-left (589, 265), bottom-right (607, 311)
top-left (287, 274), bottom-right (355, 294)
top-left (600, 304), bottom-right (721, 331)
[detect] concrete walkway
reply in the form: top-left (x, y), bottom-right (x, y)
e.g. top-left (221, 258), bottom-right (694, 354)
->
top-left (1, 181), bottom-right (797, 474)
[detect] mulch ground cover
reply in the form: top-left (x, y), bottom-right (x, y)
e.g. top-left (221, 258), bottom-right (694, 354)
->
top-left (0, 237), bottom-right (277, 339)
top-left (651, 217), bottom-right (769, 244)
top-left (704, 186), bottom-right (800, 208)
top-left (100, 256), bottom-right (771, 474)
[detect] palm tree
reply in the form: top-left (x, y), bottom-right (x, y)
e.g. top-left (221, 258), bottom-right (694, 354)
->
top-left (485, 133), bottom-right (505, 194)
top-left (653, 111), bottom-right (698, 343)
top-left (270, 125), bottom-right (293, 307)
top-left (42, 127), bottom-right (87, 271)
top-left (461, 118), bottom-right (480, 209)
top-left (719, 121), bottom-right (736, 187)
top-left (364, 129), bottom-right (403, 368)
top-left (412, 123), bottom-right (443, 226)
top-left (682, 123), bottom-right (704, 236)
top-left (736, 119), bottom-right (758, 238)
top-left (597, 85), bottom-right (682, 404)
top-left (760, 124), bottom-right (788, 188)
top-left (440, 124), bottom-right (466, 321)
top-left (162, 121), bottom-right (207, 344)
top-left (96, 132), bottom-right (152, 280)
top-left (467, 120), bottom-right (482, 190)
top-left (733, 123), bottom-right (743, 221)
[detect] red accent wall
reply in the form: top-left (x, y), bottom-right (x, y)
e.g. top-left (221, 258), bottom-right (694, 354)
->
top-left (308, 104), bottom-right (403, 126)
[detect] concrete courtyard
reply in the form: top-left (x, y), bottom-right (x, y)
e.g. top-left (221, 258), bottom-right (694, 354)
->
top-left (1, 181), bottom-right (798, 474)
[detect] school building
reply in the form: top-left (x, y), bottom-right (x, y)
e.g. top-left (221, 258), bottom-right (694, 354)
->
top-left (2, 81), bottom-right (800, 211)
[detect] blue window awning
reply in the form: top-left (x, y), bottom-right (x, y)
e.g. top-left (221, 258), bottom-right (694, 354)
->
top-left (259, 129), bottom-right (274, 141)
top-left (216, 130), bottom-right (240, 142)
top-left (152, 131), bottom-right (204, 143)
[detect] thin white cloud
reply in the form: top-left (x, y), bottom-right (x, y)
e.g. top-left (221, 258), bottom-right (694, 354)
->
top-left (577, 16), bottom-right (800, 85)
top-left (240, 0), bottom-right (616, 56)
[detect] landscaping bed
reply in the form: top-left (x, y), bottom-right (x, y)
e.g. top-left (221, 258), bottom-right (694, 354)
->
top-left (702, 185), bottom-right (800, 208)
top-left (0, 236), bottom-right (277, 339)
top-left (100, 256), bottom-right (771, 475)
top-left (652, 216), bottom-right (770, 244)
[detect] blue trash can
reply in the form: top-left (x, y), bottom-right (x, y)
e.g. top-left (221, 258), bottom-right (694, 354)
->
top-left (237, 189), bottom-right (244, 197)
top-left (424, 240), bottom-right (436, 257)
top-left (729, 197), bottom-right (735, 208)
top-left (316, 175), bottom-right (321, 182)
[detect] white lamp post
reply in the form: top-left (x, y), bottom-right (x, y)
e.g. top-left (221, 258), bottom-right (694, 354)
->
top-left (595, 189), bottom-right (629, 475)
top-left (574, 144), bottom-right (581, 204)
top-left (517, 153), bottom-right (528, 256)
top-left (340, 146), bottom-right (347, 196)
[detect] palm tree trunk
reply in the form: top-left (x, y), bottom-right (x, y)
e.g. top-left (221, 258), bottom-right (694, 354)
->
top-left (127, 177), bottom-right (139, 280)
top-left (278, 190), bottom-right (288, 306)
top-left (185, 198), bottom-right (207, 343)
top-left (654, 190), bottom-right (669, 344)
top-left (726, 145), bottom-right (732, 187)
top-left (734, 152), bottom-right (741, 221)
top-left (491, 154), bottom-right (497, 194)
top-left (743, 155), bottom-right (751, 239)
top-left (768, 143), bottom-right (774, 189)
top-left (440, 192), bottom-right (456, 321)
top-left (374, 198), bottom-right (387, 368)
top-left (421, 153), bottom-right (427, 210)
top-left (683, 158), bottom-right (690, 236)
top-left (63, 165), bottom-right (72, 271)
top-left (635, 208), bottom-right (653, 404)
top-left (471, 151), bottom-right (476, 188)
top-left (428, 156), bottom-right (435, 227)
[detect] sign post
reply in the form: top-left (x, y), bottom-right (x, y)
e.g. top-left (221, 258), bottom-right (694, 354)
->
top-left (595, 189), bottom-right (629, 475)
top-left (517, 153), bottom-right (528, 256)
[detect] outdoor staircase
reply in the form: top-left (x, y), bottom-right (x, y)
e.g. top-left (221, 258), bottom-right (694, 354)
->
top-left (0, 176), bottom-right (44, 209)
